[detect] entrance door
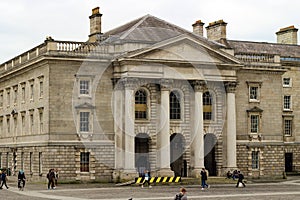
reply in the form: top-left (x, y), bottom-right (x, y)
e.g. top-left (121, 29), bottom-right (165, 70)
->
top-left (135, 133), bottom-right (150, 176)
top-left (204, 133), bottom-right (217, 176)
top-left (170, 133), bottom-right (185, 177)
top-left (285, 153), bottom-right (293, 172)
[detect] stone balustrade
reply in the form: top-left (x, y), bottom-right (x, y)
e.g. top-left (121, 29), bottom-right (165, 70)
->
top-left (0, 39), bottom-right (112, 75)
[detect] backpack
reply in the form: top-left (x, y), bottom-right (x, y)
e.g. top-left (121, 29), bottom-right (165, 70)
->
top-left (174, 193), bottom-right (183, 200)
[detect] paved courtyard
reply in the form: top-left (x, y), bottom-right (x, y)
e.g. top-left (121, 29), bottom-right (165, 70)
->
top-left (1, 178), bottom-right (300, 200)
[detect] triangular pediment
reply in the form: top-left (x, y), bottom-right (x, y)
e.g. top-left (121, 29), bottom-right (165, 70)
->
top-left (121, 35), bottom-right (241, 65)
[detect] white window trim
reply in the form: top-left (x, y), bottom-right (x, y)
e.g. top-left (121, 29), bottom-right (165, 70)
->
top-left (283, 95), bottom-right (292, 111)
top-left (283, 77), bottom-right (292, 88)
top-left (77, 110), bottom-right (93, 137)
top-left (246, 81), bottom-right (262, 103)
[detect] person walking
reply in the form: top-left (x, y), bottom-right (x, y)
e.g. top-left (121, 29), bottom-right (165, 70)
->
top-left (0, 170), bottom-right (9, 189)
top-left (236, 171), bottom-right (246, 187)
top-left (141, 170), bottom-right (152, 188)
top-left (18, 170), bottom-right (26, 190)
top-left (47, 169), bottom-right (55, 189)
top-left (200, 168), bottom-right (209, 190)
top-left (54, 168), bottom-right (59, 187)
top-left (174, 187), bottom-right (188, 200)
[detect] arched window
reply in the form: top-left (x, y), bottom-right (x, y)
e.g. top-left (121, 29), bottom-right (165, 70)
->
top-left (135, 89), bottom-right (147, 119)
top-left (170, 91), bottom-right (181, 119)
top-left (203, 91), bottom-right (212, 120)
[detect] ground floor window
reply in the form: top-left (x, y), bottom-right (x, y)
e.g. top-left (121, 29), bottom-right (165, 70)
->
top-left (80, 152), bottom-right (90, 172)
top-left (251, 151), bottom-right (259, 169)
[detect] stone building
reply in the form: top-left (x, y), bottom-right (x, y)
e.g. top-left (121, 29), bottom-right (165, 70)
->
top-left (0, 7), bottom-right (299, 182)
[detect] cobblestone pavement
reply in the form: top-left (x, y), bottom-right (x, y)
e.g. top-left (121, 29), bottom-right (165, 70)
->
top-left (1, 178), bottom-right (300, 200)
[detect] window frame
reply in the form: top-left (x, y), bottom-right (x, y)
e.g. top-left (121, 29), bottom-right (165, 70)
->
top-left (283, 77), bottom-right (292, 87)
top-left (135, 89), bottom-right (149, 120)
top-left (80, 152), bottom-right (90, 172)
top-left (251, 151), bottom-right (260, 169)
top-left (283, 95), bottom-right (291, 110)
top-left (247, 81), bottom-right (262, 103)
top-left (170, 90), bottom-right (181, 120)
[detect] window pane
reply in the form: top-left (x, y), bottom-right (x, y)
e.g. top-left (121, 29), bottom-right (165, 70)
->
top-left (80, 80), bottom-right (90, 95)
top-left (250, 115), bottom-right (259, 133)
top-left (170, 91), bottom-right (181, 119)
top-left (135, 90), bottom-right (147, 119)
top-left (203, 92), bottom-right (212, 120)
top-left (80, 152), bottom-right (90, 172)
top-left (283, 78), bottom-right (290, 86)
top-left (252, 151), bottom-right (259, 169)
top-left (284, 96), bottom-right (291, 110)
top-left (284, 119), bottom-right (292, 136)
top-left (250, 87), bottom-right (258, 100)
top-left (80, 112), bottom-right (89, 132)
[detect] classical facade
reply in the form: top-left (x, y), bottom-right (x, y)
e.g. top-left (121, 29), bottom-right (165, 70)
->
top-left (0, 7), bottom-right (299, 182)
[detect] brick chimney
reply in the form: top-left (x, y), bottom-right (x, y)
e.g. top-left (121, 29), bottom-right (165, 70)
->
top-left (206, 20), bottom-right (227, 41)
top-left (276, 25), bottom-right (298, 45)
top-left (89, 7), bottom-right (102, 42)
top-left (192, 20), bottom-right (205, 37)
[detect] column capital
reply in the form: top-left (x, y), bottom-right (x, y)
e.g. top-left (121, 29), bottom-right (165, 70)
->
top-left (160, 79), bottom-right (173, 91)
top-left (225, 81), bottom-right (237, 93)
top-left (192, 80), bottom-right (207, 92)
top-left (122, 77), bottom-right (139, 90)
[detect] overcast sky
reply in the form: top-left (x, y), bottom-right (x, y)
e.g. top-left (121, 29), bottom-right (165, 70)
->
top-left (0, 0), bottom-right (299, 63)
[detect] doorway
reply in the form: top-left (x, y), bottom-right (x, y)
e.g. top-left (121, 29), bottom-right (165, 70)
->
top-left (170, 133), bottom-right (186, 177)
top-left (204, 133), bottom-right (217, 176)
top-left (285, 153), bottom-right (293, 172)
top-left (135, 133), bottom-right (150, 176)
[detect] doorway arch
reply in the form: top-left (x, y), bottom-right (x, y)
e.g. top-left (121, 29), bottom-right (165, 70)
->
top-left (170, 133), bottom-right (186, 177)
top-left (135, 133), bottom-right (150, 176)
top-left (204, 133), bottom-right (217, 176)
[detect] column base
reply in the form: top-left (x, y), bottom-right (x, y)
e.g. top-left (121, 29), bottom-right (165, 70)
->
top-left (156, 168), bottom-right (174, 177)
top-left (191, 168), bottom-right (203, 178)
top-left (113, 169), bottom-right (138, 182)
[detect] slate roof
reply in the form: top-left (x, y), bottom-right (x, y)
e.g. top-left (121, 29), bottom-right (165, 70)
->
top-left (227, 40), bottom-right (300, 58)
top-left (103, 14), bottom-right (221, 48)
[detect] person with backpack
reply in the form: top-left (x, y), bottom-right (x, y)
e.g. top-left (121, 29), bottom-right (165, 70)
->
top-left (174, 187), bottom-right (187, 200)
top-left (236, 171), bottom-right (246, 187)
top-left (200, 168), bottom-right (210, 190)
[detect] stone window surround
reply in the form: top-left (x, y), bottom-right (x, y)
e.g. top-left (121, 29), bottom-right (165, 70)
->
top-left (246, 81), bottom-right (262, 103)
top-left (76, 75), bottom-right (95, 99)
top-left (283, 115), bottom-right (294, 137)
top-left (283, 77), bottom-right (292, 87)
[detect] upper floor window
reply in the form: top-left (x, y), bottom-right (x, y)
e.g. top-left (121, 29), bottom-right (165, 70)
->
top-left (170, 91), bottom-right (181, 120)
top-left (284, 119), bottom-right (292, 136)
top-left (13, 86), bottom-right (18, 105)
top-left (203, 91), bottom-right (212, 120)
top-left (0, 90), bottom-right (3, 107)
top-left (247, 81), bottom-right (262, 102)
top-left (80, 112), bottom-right (90, 132)
top-left (249, 86), bottom-right (258, 100)
top-left (30, 81), bottom-right (34, 101)
top-left (283, 95), bottom-right (291, 110)
top-left (6, 88), bottom-right (10, 106)
top-left (79, 80), bottom-right (90, 95)
top-left (250, 115), bottom-right (259, 133)
top-left (135, 89), bottom-right (147, 119)
top-left (283, 78), bottom-right (291, 87)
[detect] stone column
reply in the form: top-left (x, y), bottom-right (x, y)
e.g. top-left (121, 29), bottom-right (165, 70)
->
top-left (113, 79), bottom-right (124, 170)
top-left (225, 82), bottom-right (237, 169)
top-left (192, 81), bottom-right (206, 177)
top-left (123, 78), bottom-right (138, 177)
top-left (157, 79), bottom-right (174, 177)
